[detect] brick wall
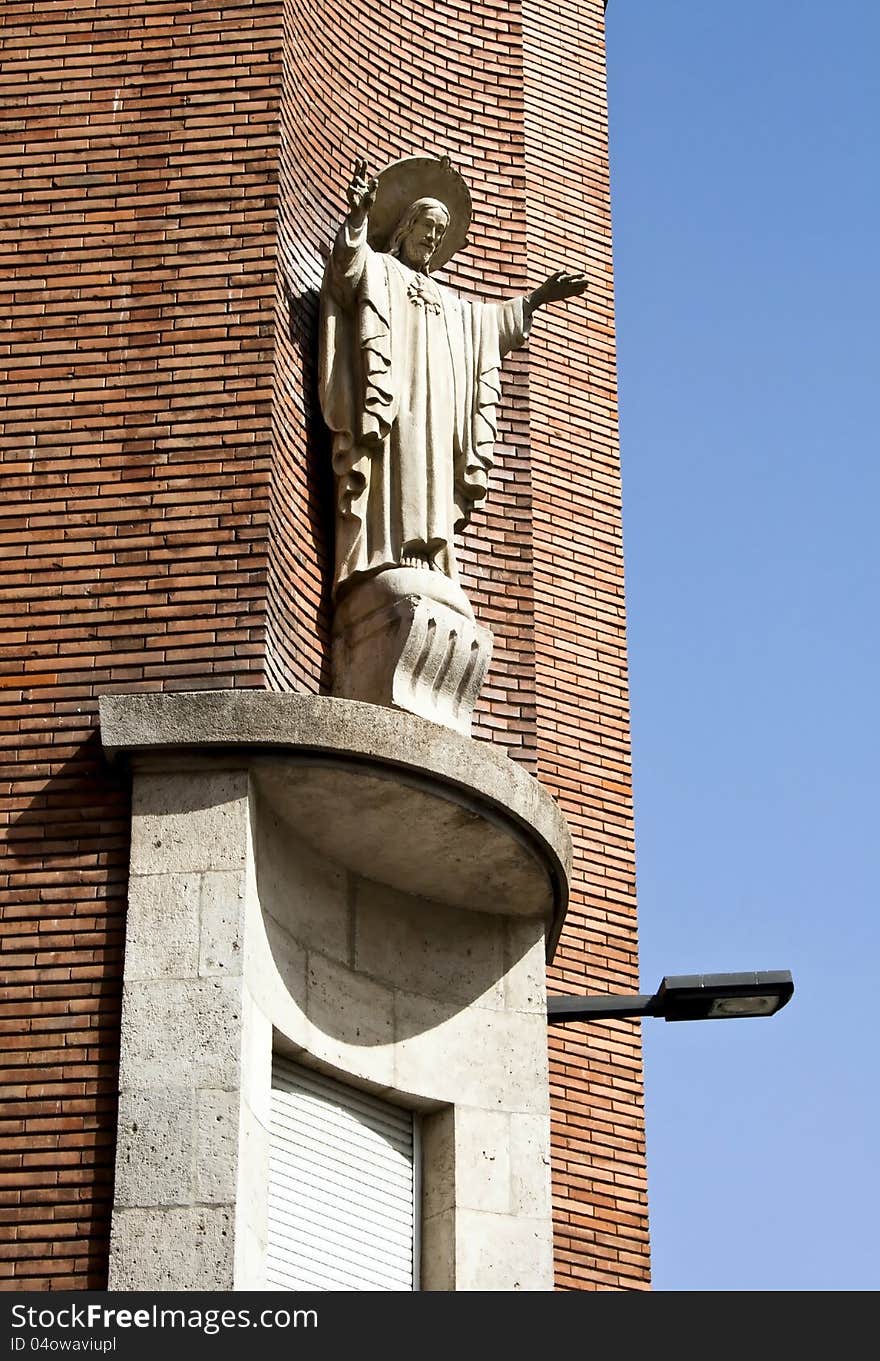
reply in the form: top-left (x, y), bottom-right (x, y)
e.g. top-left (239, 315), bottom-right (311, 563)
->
top-left (522, 0), bottom-right (650, 1287)
top-left (2, 0), bottom-right (648, 1289)
top-left (1, 0), bottom-right (282, 1287)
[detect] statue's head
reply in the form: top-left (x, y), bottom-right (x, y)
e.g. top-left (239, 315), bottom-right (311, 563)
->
top-left (367, 157), bottom-right (470, 273)
top-left (388, 198), bottom-right (450, 273)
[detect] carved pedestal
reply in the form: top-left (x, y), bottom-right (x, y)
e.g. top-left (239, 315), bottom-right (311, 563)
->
top-left (332, 568), bottom-right (493, 737)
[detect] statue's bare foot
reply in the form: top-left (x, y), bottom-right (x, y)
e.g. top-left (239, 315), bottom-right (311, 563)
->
top-left (400, 549), bottom-right (430, 569)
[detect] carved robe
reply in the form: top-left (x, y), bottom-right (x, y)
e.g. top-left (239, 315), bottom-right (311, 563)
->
top-left (319, 218), bottom-right (530, 596)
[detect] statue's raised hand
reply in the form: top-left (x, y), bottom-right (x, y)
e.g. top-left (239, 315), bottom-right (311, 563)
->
top-left (527, 269), bottom-right (589, 313)
top-left (346, 157), bottom-right (379, 225)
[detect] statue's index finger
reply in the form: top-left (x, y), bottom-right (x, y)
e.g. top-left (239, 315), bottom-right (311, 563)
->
top-left (352, 155), bottom-right (367, 180)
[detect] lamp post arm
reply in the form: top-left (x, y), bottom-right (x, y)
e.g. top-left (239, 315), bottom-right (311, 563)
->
top-left (547, 993), bottom-right (658, 1023)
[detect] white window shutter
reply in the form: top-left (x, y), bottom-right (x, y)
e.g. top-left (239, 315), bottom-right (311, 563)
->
top-left (267, 1056), bottom-right (418, 1291)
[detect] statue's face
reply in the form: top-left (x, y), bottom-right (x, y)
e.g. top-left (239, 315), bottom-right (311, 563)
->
top-left (399, 205), bottom-right (449, 271)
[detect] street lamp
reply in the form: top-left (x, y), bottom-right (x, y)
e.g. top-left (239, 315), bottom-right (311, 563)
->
top-left (547, 970), bottom-right (794, 1024)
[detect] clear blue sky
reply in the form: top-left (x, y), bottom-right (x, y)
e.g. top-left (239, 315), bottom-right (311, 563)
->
top-left (606, 0), bottom-right (880, 1291)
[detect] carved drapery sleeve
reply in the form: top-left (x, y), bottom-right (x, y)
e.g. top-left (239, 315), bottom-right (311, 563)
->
top-left (319, 221), bottom-right (396, 500)
top-left (453, 296), bottom-right (530, 528)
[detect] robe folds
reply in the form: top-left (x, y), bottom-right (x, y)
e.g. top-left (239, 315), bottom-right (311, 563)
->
top-left (319, 218), bottom-right (530, 597)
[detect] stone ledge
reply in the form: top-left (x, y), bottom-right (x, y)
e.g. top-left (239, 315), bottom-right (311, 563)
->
top-left (99, 690), bottom-right (572, 957)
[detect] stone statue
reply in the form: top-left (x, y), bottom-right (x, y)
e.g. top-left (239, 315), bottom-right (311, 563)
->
top-left (319, 156), bottom-right (589, 735)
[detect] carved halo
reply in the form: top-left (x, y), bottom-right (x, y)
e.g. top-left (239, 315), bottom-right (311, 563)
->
top-left (367, 155), bottom-right (472, 272)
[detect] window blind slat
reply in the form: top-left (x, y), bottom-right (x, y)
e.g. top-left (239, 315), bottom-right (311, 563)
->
top-left (268, 1057), bottom-right (417, 1292)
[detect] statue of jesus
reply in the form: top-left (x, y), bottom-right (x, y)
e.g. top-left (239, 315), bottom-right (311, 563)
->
top-left (319, 156), bottom-right (589, 601)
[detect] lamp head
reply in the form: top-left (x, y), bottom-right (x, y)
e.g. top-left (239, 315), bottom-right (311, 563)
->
top-left (653, 971), bottom-right (794, 1022)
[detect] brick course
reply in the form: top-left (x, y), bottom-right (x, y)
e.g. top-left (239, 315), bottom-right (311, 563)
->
top-left (2, 0), bottom-right (648, 1289)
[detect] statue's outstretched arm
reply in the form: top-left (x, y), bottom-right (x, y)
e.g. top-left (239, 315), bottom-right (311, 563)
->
top-left (327, 158), bottom-right (379, 303)
top-left (525, 269), bottom-right (590, 318)
top-left (345, 156), bottom-right (379, 230)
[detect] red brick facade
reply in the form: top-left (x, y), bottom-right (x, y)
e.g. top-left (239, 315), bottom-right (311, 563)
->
top-left (2, 0), bottom-right (648, 1289)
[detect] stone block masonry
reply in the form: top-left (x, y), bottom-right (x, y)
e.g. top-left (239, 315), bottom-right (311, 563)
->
top-left (102, 693), bottom-right (571, 1290)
